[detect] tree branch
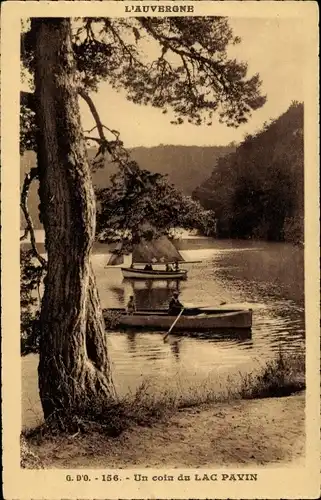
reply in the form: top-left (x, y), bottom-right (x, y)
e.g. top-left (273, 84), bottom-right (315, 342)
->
top-left (22, 86), bottom-right (142, 182)
top-left (79, 89), bottom-right (105, 142)
top-left (138, 18), bottom-right (229, 96)
top-left (20, 168), bottom-right (47, 268)
top-left (84, 136), bottom-right (101, 144)
top-left (181, 55), bottom-right (198, 108)
top-left (79, 90), bottom-right (136, 175)
top-left (104, 19), bottom-right (147, 69)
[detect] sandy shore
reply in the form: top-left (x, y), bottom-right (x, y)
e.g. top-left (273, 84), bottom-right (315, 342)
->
top-left (26, 392), bottom-right (305, 468)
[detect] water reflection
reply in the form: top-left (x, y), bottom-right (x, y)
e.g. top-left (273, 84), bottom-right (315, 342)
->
top-left (169, 339), bottom-right (181, 362)
top-left (94, 241), bottom-right (305, 395)
top-left (110, 279), bottom-right (181, 309)
top-left (125, 331), bottom-right (137, 353)
top-left (21, 236), bottom-right (306, 429)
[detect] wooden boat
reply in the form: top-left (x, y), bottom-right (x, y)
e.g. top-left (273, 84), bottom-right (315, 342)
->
top-left (107, 235), bottom-right (191, 280)
top-left (103, 307), bottom-right (253, 331)
top-left (121, 267), bottom-right (187, 280)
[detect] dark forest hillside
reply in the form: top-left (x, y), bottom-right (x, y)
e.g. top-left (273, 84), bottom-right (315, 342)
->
top-left (20, 144), bottom-right (233, 229)
top-left (193, 102), bottom-right (304, 243)
top-left (128, 145), bottom-right (234, 195)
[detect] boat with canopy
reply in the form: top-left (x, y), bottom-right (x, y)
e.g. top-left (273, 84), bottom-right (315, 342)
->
top-left (107, 235), bottom-right (191, 280)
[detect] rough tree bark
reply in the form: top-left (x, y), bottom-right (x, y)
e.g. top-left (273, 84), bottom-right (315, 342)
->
top-left (32, 18), bottom-right (116, 420)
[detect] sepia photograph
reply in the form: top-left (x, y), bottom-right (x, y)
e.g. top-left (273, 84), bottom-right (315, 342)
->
top-left (1, 2), bottom-right (319, 499)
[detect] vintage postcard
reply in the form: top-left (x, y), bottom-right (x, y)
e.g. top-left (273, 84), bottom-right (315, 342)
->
top-left (1, 1), bottom-right (320, 498)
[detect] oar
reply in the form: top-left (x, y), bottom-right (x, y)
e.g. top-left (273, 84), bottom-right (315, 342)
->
top-left (163, 308), bottom-right (184, 342)
top-left (185, 301), bottom-right (227, 308)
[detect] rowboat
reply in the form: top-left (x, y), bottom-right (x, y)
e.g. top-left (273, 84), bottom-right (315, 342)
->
top-left (103, 307), bottom-right (253, 331)
top-left (121, 267), bottom-right (187, 280)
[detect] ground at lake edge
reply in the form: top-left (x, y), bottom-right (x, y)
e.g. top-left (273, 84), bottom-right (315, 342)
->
top-left (25, 392), bottom-right (305, 468)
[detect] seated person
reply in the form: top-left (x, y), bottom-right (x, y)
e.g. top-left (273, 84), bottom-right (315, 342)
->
top-left (168, 291), bottom-right (183, 316)
top-left (126, 295), bottom-right (136, 314)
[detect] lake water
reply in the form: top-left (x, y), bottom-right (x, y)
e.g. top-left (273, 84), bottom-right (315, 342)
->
top-left (21, 236), bottom-right (305, 428)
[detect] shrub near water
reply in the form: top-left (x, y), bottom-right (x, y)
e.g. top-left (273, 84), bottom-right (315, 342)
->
top-left (23, 350), bottom-right (305, 452)
top-left (23, 379), bottom-right (180, 443)
top-left (103, 309), bottom-right (122, 329)
top-left (239, 351), bottom-right (305, 399)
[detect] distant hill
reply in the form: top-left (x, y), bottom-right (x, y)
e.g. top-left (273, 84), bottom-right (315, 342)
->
top-left (193, 102), bottom-right (304, 243)
top-left (20, 144), bottom-right (234, 229)
top-left (126, 145), bottom-right (234, 195)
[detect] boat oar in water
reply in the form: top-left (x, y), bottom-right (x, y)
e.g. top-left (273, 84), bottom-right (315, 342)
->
top-left (163, 308), bottom-right (184, 342)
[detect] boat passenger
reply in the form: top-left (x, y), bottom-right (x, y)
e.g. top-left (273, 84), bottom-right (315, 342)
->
top-left (126, 295), bottom-right (136, 314)
top-left (166, 263), bottom-right (173, 271)
top-left (174, 261), bottom-right (179, 271)
top-left (168, 291), bottom-right (183, 316)
top-left (144, 264), bottom-right (153, 271)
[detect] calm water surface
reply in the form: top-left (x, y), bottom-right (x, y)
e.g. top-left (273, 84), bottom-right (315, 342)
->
top-left (21, 237), bottom-right (305, 428)
top-left (95, 240), bottom-right (304, 395)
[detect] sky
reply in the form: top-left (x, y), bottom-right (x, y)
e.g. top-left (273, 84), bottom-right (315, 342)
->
top-left (79, 17), bottom-right (308, 148)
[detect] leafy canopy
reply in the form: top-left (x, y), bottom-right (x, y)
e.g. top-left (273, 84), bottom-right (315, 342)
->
top-left (21, 16), bottom-right (266, 153)
top-left (21, 15), bottom-right (266, 239)
top-left (96, 165), bottom-right (216, 248)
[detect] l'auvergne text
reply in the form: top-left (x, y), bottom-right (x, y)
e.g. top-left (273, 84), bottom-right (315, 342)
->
top-left (125, 5), bottom-right (195, 13)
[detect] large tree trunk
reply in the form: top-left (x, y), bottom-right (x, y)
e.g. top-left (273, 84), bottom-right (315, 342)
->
top-left (32, 18), bottom-right (116, 420)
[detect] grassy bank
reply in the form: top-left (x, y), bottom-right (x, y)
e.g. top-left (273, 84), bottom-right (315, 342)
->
top-left (22, 351), bottom-right (305, 467)
top-left (23, 394), bottom-right (306, 469)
